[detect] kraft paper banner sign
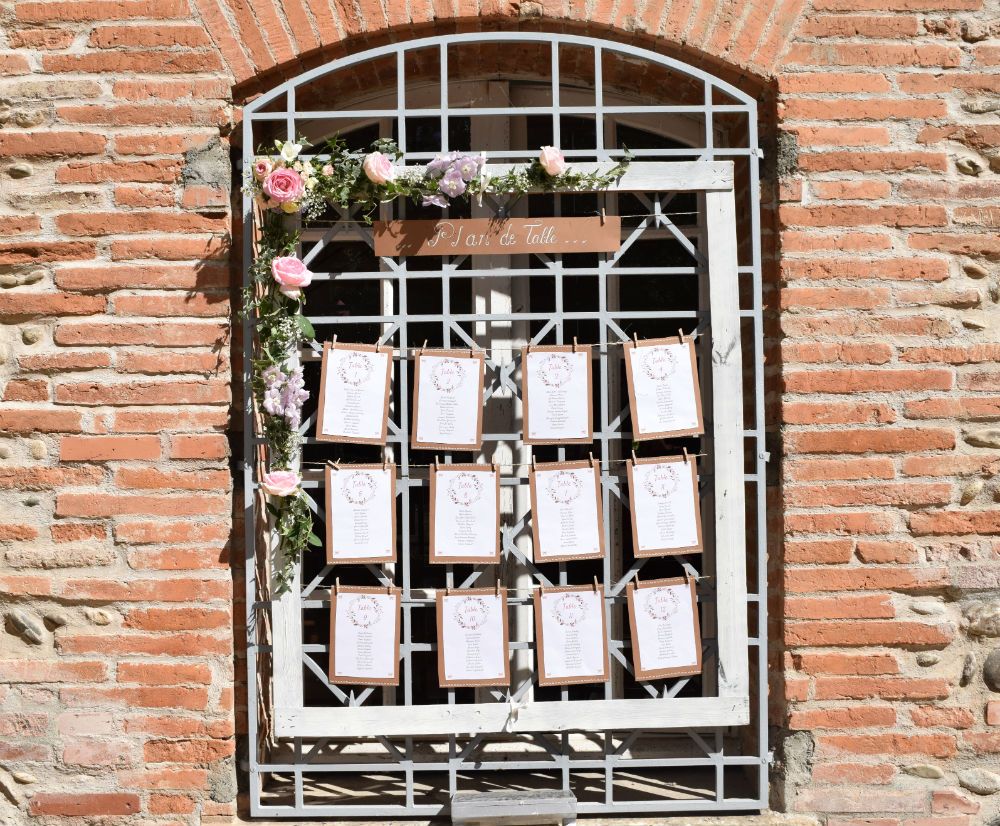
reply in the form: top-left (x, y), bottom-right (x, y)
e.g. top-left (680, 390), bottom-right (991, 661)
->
top-left (521, 345), bottom-right (593, 445)
top-left (626, 577), bottom-right (702, 680)
top-left (316, 341), bottom-right (393, 445)
top-left (325, 463), bottom-right (397, 564)
top-left (624, 337), bottom-right (704, 440)
top-left (429, 463), bottom-right (501, 564)
top-left (533, 585), bottom-right (609, 687)
top-left (529, 459), bottom-right (605, 563)
top-left (373, 217), bottom-right (622, 257)
top-left (437, 587), bottom-right (511, 688)
top-left (412, 349), bottom-right (486, 451)
top-left (626, 455), bottom-right (703, 557)
top-left (329, 585), bottom-right (401, 686)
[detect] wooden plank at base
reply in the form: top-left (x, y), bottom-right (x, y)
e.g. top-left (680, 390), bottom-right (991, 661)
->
top-left (274, 695), bottom-right (749, 738)
top-left (452, 789), bottom-right (576, 825)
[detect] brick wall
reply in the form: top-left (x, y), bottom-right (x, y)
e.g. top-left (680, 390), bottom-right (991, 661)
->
top-left (0, 0), bottom-right (997, 823)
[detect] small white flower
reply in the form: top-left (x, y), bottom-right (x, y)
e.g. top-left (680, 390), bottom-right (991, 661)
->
top-left (280, 142), bottom-right (303, 163)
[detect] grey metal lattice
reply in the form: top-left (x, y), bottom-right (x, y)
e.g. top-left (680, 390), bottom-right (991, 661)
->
top-left (241, 32), bottom-right (766, 818)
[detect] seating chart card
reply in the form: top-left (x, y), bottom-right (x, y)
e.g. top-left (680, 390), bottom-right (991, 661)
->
top-left (626, 577), bottom-right (702, 680)
top-left (521, 345), bottom-right (593, 445)
top-left (412, 349), bottom-right (486, 451)
top-left (329, 586), bottom-right (401, 686)
top-left (626, 456), bottom-right (703, 557)
top-left (437, 588), bottom-right (510, 688)
top-left (533, 585), bottom-right (609, 686)
top-left (325, 463), bottom-right (396, 564)
top-left (529, 459), bottom-right (605, 563)
top-left (624, 337), bottom-right (704, 440)
top-left (429, 464), bottom-right (501, 564)
top-left (316, 341), bottom-right (392, 445)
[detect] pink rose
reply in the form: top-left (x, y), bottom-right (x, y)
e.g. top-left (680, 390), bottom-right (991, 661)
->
top-left (271, 256), bottom-right (313, 298)
top-left (321, 164), bottom-right (334, 176)
top-left (253, 157), bottom-right (273, 181)
top-left (538, 146), bottom-right (567, 176)
top-left (261, 470), bottom-right (300, 497)
top-left (362, 151), bottom-right (395, 185)
top-left (263, 167), bottom-right (305, 204)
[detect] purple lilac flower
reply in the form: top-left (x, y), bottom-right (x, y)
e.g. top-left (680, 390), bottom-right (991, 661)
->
top-left (454, 154), bottom-right (481, 182)
top-left (422, 192), bottom-right (450, 209)
top-left (260, 362), bottom-right (309, 427)
top-left (426, 152), bottom-right (457, 179)
top-left (438, 168), bottom-right (467, 198)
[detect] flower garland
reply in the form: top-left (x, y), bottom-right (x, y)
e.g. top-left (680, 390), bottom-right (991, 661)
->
top-left (244, 138), bottom-right (630, 593)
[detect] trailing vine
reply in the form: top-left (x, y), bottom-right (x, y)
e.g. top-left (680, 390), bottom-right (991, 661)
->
top-left (244, 137), bottom-right (630, 593)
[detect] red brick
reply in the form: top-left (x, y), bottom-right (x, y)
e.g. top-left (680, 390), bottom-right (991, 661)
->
top-left (785, 538), bottom-right (855, 564)
top-left (782, 342), bottom-right (893, 364)
top-left (16, 0), bottom-right (189, 21)
top-left (43, 51), bottom-right (225, 74)
top-left (786, 620), bottom-right (953, 647)
top-left (785, 511), bottom-right (898, 535)
top-left (124, 714), bottom-right (234, 738)
top-left (56, 264), bottom-right (228, 292)
top-left (144, 737), bottom-right (234, 764)
top-left (786, 43), bottom-right (961, 67)
top-left (57, 211), bottom-right (226, 236)
top-left (114, 520), bottom-right (230, 544)
top-left (51, 522), bottom-right (107, 543)
top-left (59, 577), bottom-right (230, 602)
top-left (117, 767), bottom-right (208, 790)
top-left (55, 321), bottom-right (228, 347)
top-left (55, 380), bottom-right (229, 406)
top-left (988, 702), bottom-right (1000, 726)
top-left (63, 738), bottom-right (133, 766)
top-left (7, 27), bottom-right (76, 48)
top-left (785, 428), bottom-right (955, 454)
top-left (57, 159), bottom-right (180, 184)
top-left (56, 492), bottom-right (229, 517)
top-left (18, 351), bottom-right (111, 372)
top-left (0, 465), bottom-right (102, 490)
top-left (815, 676), bottom-right (951, 700)
top-left (933, 791), bottom-right (980, 815)
top-left (117, 350), bottom-right (227, 375)
top-left (0, 293), bottom-right (105, 320)
top-left (0, 660), bottom-right (106, 683)
top-left (29, 793), bottom-right (140, 817)
top-left (911, 707), bottom-right (974, 729)
top-left (785, 370), bottom-right (953, 395)
top-left (813, 762), bottom-right (896, 784)
top-left (782, 231), bottom-right (893, 252)
top-left (964, 732), bottom-right (1000, 753)
top-left (0, 409), bottom-right (83, 434)
top-left (170, 433), bottom-right (230, 459)
top-left (855, 541), bottom-right (920, 564)
top-left (148, 793), bottom-right (197, 815)
top-left (781, 258), bottom-right (948, 282)
top-left (112, 409), bottom-right (229, 433)
top-left (61, 435), bottom-right (161, 461)
top-left (791, 652), bottom-right (899, 676)
top-left (781, 286), bottom-right (891, 310)
top-left (126, 546), bottom-right (230, 570)
top-left (117, 661), bottom-right (213, 685)
top-left (0, 215), bottom-right (41, 235)
top-left (911, 510), bottom-right (1000, 536)
top-left (61, 684), bottom-right (211, 711)
top-left (785, 595), bottom-right (895, 620)
top-left (91, 24), bottom-right (212, 48)
top-left (785, 482), bottom-right (951, 508)
top-left (2, 379), bottom-right (48, 402)
top-left (789, 706), bottom-right (896, 730)
top-left (785, 567), bottom-right (948, 593)
top-left (124, 606), bottom-right (230, 632)
top-left (817, 733), bottom-right (956, 758)
top-left (786, 459), bottom-right (895, 482)
top-left (785, 98), bottom-right (947, 121)
top-left (115, 467), bottom-right (230, 491)
top-left (799, 14), bottom-right (921, 36)
top-left (781, 402), bottom-right (896, 426)
top-left (905, 397), bottom-right (1000, 422)
top-left (0, 713), bottom-right (48, 737)
top-left (0, 131), bottom-right (106, 157)
top-left (110, 235), bottom-right (229, 260)
top-left (798, 151), bottom-right (948, 173)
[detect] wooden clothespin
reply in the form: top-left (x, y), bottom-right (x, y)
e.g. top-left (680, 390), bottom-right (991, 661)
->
top-left (589, 451), bottom-right (597, 470)
top-left (531, 456), bottom-right (537, 472)
top-left (599, 207), bottom-right (606, 225)
top-left (421, 339), bottom-right (428, 353)
top-left (632, 332), bottom-right (639, 348)
top-left (592, 576), bottom-right (600, 593)
top-left (682, 446), bottom-right (690, 464)
top-left (333, 459), bottom-right (341, 469)
top-left (495, 580), bottom-right (501, 597)
top-left (631, 449), bottom-right (638, 465)
top-left (446, 584), bottom-right (451, 596)
top-left (677, 328), bottom-right (685, 345)
top-left (383, 456), bottom-right (388, 471)
top-left (334, 577), bottom-right (340, 595)
top-left (433, 456), bottom-right (439, 472)
top-left (468, 347), bottom-right (474, 359)
top-left (572, 336), bottom-right (578, 353)
top-left (387, 582), bottom-right (393, 595)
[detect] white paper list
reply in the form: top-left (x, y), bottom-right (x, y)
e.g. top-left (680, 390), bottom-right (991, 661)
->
top-left (440, 593), bottom-right (507, 683)
top-left (538, 589), bottom-right (605, 682)
top-left (432, 469), bottom-right (498, 560)
top-left (321, 347), bottom-right (390, 441)
top-left (534, 466), bottom-right (601, 560)
top-left (414, 355), bottom-right (481, 446)
top-left (328, 467), bottom-right (394, 561)
top-left (628, 342), bottom-right (700, 435)
top-left (525, 350), bottom-right (590, 442)
top-left (631, 461), bottom-right (699, 553)
top-left (631, 582), bottom-right (699, 675)
top-left (332, 591), bottom-right (397, 683)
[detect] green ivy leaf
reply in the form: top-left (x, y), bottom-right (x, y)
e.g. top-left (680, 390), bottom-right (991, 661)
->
top-left (296, 314), bottom-right (315, 340)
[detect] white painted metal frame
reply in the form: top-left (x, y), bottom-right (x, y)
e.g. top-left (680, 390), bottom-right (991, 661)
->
top-left (241, 30), bottom-right (766, 818)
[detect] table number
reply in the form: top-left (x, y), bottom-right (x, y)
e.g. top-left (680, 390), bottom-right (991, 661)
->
top-left (325, 463), bottom-right (396, 564)
top-left (529, 459), bottom-right (605, 563)
top-left (626, 455), bottom-right (703, 557)
top-left (429, 463), bottom-right (501, 564)
top-left (626, 577), bottom-right (702, 680)
top-left (316, 341), bottom-right (392, 445)
top-left (437, 587), bottom-right (510, 688)
top-left (534, 584), bottom-right (609, 686)
top-left (624, 336), bottom-right (704, 440)
top-left (329, 585), bottom-right (401, 686)
top-left (522, 344), bottom-right (593, 445)
top-left (412, 348), bottom-right (486, 451)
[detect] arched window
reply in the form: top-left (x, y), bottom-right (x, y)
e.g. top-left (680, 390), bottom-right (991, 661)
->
top-left (241, 32), bottom-right (765, 819)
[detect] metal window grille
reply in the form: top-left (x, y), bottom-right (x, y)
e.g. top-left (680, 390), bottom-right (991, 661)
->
top-left (241, 32), bottom-right (766, 819)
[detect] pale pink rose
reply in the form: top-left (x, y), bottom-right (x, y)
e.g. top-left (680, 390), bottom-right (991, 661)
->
top-left (261, 470), bottom-right (300, 497)
top-left (263, 167), bottom-right (305, 203)
top-left (362, 151), bottom-right (395, 185)
top-left (321, 164), bottom-right (334, 176)
top-left (538, 145), bottom-right (568, 176)
top-left (271, 256), bottom-right (313, 298)
top-left (253, 157), bottom-right (273, 181)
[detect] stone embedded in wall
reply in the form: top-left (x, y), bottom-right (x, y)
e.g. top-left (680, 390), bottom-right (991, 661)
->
top-left (965, 428), bottom-right (1000, 449)
top-left (84, 608), bottom-right (112, 626)
top-left (904, 764), bottom-right (945, 779)
top-left (7, 609), bottom-right (45, 645)
top-left (913, 601), bottom-right (946, 615)
top-left (917, 652), bottom-right (941, 666)
top-left (43, 612), bottom-right (68, 629)
top-left (960, 479), bottom-right (984, 504)
top-left (6, 163), bottom-right (32, 179)
top-left (961, 652), bottom-right (977, 687)
top-left (965, 602), bottom-right (1000, 638)
top-left (984, 649), bottom-right (1000, 692)
top-left (958, 768), bottom-right (1000, 795)
top-left (963, 261), bottom-right (990, 279)
top-left (955, 157), bottom-right (985, 176)
top-left (20, 326), bottom-right (42, 345)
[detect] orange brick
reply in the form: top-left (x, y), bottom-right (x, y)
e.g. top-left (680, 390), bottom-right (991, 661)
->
top-left (785, 567), bottom-right (948, 593)
top-left (786, 620), bottom-right (953, 647)
top-left (813, 762), bottom-right (896, 784)
top-left (817, 733), bottom-right (956, 758)
top-left (810, 180), bottom-right (893, 200)
top-left (786, 595), bottom-right (895, 620)
top-left (791, 652), bottom-right (900, 675)
top-left (170, 433), bottom-right (231, 459)
top-left (789, 706), bottom-right (896, 730)
top-left (784, 427), bottom-right (955, 453)
top-left (911, 706), bottom-right (974, 729)
top-left (784, 538), bottom-right (855, 564)
top-left (124, 607), bottom-right (230, 632)
top-left (61, 435), bottom-right (161, 461)
top-left (29, 793), bottom-right (140, 817)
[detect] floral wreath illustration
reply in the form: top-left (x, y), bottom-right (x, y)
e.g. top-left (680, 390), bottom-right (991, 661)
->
top-left (430, 358), bottom-right (465, 393)
top-left (551, 593), bottom-right (589, 627)
top-left (346, 594), bottom-right (384, 629)
top-left (643, 587), bottom-right (682, 621)
top-left (336, 351), bottom-right (375, 387)
top-left (446, 472), bottom-right (485, 507)
top-left (452, 596), bottom-right (491, 631)
top-left (641, 345), bottom-right (679, 382)
top-left (245, 137), bottom-right (629, 593)
top-left (641, 463), bottom-right (681, 499)
top-left (536, 353), bottom-right (574, 388)
top-left (341, 471), bottom-right (379, 506)
top-left (546, 470), bottom-right (584, 505)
